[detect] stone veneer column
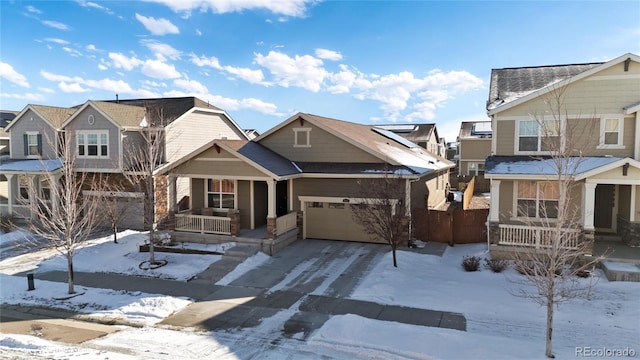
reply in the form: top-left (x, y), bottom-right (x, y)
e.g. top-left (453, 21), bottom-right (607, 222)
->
top-left (488, 221), bottom-right (500, 245)
top-left (228, 209), bottom-right (240, 236)
top-left (582, 228), bottom-right (594, 256)
top-left (267, 217), bottom-right (277, 240)
top-left (296, 211), bottom-right (304, 239)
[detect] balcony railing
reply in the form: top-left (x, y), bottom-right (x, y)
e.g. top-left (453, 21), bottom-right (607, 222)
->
top-left (498, 224), bottom-right (580, 249)
top-left (175, 213), bottom-right (231, 235)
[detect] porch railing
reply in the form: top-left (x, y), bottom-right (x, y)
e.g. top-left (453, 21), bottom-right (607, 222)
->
top-left (276, 212), bottom-right (298, 236)
top-left (175, 213), bottom-right (231, 235)
top-left (498, 224), bottom-right (580, 249)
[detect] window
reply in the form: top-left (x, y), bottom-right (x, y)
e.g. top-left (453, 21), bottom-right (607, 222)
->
top-left (517, 120), bottom-right (560, 152)
top-left (293, 128), bottom-right (311, 147)
top-left (207, 179), bottom-right (235, 209)
top-left (467, 162), bottom-right (485, 176)
top-left (23, 132), bottom-right (41, 156)
top-left (19, 175), bottom-right (30, 200)
top-left (77, 131), bottom-right (108, 157)
top-left (309, 202), bottom-right (323, 208)
top-left (328, 203), bottom-right (345, 209)
top-left (599, 116), bottom-right (624, 148)
top-left (516, 181), bottom-right (559, 219)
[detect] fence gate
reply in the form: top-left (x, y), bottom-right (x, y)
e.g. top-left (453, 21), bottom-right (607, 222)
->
top-left (413, 207), bottom-right (488, 244)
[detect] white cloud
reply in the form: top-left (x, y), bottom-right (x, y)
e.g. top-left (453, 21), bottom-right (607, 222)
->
top-left (148, 0), bottom-right (315, 18)
top-left (0, 62), bottom-right (30, 87)
top-left (63, 47), bottom-right (83, 57)
top-left (141, 59), bottom-right (181, 79)
top-left (109, 52), bottom-right (143, 71)
top-left (315, 48), bottom-right (342, 61)
top-left (26, 5), bottom-right (42, 14)
top-left (135, 13), bottom-right (179, 35)
top-left (40, 70), bottom-right (73, 82)
top-left (85, 78), bottom-right (134, 94)
top-left (42, 20), bottom-right (70, 30)
top-left (141, 40), bottom-right (181, 61)
top-left (254, 51), bottom-right (327, 92)
top-left (38, 87), bottom-right (56, 94)
top-left (0, 92), bottom-right (44, 101)
top-left (195, 29), bottom-right (202, 36)
top-left (190, 54), bottom-right (222, 69)
top-left (58, 81), bottom-right (89, 93)
top-left (45, 38), bottom-right (69, 45)
top-left (78, 1), bottom-right (114, 14)
top-left (86, 44), bottom-right (97, 51)
top-left (239, 98), bottom-right (281, 115)
top-left (174, 78), bottom-right (208, 94)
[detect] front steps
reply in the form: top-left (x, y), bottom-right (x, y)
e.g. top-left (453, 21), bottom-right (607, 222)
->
top-left (601, 261), bottom-right (640, 282)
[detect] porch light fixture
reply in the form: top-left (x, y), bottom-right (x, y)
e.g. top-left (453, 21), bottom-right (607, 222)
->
top-left (623, 162), bottom-right (629, 176)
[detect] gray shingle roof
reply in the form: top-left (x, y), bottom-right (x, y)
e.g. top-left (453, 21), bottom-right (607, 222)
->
top-left (103, 97), bottom-right (222, 125)
top-left (487, 62), bottom-right (602, 110)
top-left (458, 121), bottom-right (492, 139)
top-left (31, 105), bottom-right (77, 128)
top-left (218, 140), bottom-right (300, 177)
top-left (90, 101), bottom-right (147, 128)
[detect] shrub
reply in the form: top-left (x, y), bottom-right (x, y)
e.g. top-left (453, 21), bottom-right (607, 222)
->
top-left (462, 255), bottom-right (481, 272)
top-left (515, 261), bottom-right (536, 276)
top-left (0, 215), bottom-right (16, 233)
top-left (484, 258), bottom-right (509, 273)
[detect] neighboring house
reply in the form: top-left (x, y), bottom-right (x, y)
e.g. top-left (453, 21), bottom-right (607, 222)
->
top-left (0, 97), bottom-right (248, 229)
top-left (0, 111), bottom-right (18, 156)
top-left (375, 123), bottom-right (446, 157)
top-left (484, 53), bottom-right (640, 256)
top-left (457, 121), bottom-right (492, 176)
top-left (157, 113), bottom-right (454, 253)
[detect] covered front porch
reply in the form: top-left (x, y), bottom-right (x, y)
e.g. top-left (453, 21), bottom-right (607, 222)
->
top-left (157, 140), bottom-right (302, 255)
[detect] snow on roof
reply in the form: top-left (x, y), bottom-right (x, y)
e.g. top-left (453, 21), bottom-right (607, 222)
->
top-left (485, 156), bottom-right (623, 176)
top-left (0, 159), bottom-right (64, 173)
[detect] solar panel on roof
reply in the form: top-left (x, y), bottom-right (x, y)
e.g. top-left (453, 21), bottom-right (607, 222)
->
top-left (372, 127), bottom-right (419, 148)
top-left (376, 124), bottom-right (417, 133)
top-left (472, 122), bottom-right (492, 135)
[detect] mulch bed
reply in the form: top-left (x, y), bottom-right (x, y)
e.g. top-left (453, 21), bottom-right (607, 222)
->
top-left (139, 244), bottom-right (223, 255)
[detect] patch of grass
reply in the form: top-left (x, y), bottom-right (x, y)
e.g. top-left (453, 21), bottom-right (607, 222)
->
top-left (461, 255), bottom-right (481, 272)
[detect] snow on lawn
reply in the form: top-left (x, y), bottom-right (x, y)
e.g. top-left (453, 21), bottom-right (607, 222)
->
top-left (1, 230), bottom-right (233, 281)
top-left (348, 244), bottom-right (640, 359)
top-left (1, 274), bottom-right (191, 326)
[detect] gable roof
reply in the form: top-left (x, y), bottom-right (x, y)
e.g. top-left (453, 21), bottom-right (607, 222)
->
top-left (375, 123), bottom-right (437, 144)
top-left (256, 113), bottom-right (454, 176)
top-left (62, 101), bottom-right (147, 129)
top-left (4, 105), bottom-right (78, 132)
top-left (484, 155), bottom-right (640, 180)
top-left (103, 97), bottom-right (223, 125)
top-left (458, 121), bottom-right (492, 139)
top-left (154, 139), bottom-right (300, 179)
top-left (487, 53), bottom-right (640, 115)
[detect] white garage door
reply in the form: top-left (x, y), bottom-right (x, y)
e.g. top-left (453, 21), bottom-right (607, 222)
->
top-left (305, 201), bottom-right (384, 243)
top-left (86, 191), bottom-right (145, 231)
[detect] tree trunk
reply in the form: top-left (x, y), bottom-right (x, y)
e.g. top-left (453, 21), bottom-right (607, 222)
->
top-left (67, 253), bottom-right (75, 294)
top-left (392, 244), bottom-right (398, 268)
top-left (546, 278), bottom-right (555, 358)
top-left (147, 176), bottom-right (156, 264)
top-left (113, 224), bottom-right (118, 243)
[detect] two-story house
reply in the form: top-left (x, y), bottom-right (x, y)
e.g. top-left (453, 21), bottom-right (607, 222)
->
top-left (0, 97), bottom-right (248, 229)
top-left (484, 53), bottom-right (640, 257)
top-left (375, 123), bottom-right (446, 157)
top-left (454, 121), bottom-right (492, 193)
top-left (157, 113), bottom-right (454, 254)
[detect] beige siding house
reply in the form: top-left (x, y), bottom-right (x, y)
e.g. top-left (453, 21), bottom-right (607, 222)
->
top-left (485, 53), bottom-right (640, 257)
top-left (158, 113), bottom-right (454, 252)
top-left (457, 121), bottom-right (492, 176)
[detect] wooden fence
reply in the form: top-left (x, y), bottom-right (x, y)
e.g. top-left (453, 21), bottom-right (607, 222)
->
top-left (412, 207), bottom-right (489, 244)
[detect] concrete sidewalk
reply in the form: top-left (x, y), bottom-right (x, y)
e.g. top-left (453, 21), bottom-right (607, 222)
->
top-left (28, 240), bottom-right (466, 338)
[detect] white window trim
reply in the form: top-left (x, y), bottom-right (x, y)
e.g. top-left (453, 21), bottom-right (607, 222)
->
top-left (597, 115), bottom-right (625, 149)
top-left (293, 127), bottom-right (311, 148)
top-left (514, 118), bottom-right (563, 155)
top-left (511, 180), bottom-right (559, 221)
top-left (76, 130), bottom-right (109, 158)
top-left (466, 161), bottom-right (485, 176)
top-left (205, 179), bottom-right (238, 209)
top-left (25, 131), bottom-right (40, 158)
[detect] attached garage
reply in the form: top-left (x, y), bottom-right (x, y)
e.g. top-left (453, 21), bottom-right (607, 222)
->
top-left (301, 196), bottom-right (385, 243)
top-left (86, 191), bottom-right (145, 231)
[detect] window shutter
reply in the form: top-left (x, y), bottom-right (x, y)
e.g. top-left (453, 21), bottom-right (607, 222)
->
top-left (37, 134), bottom-right (42, 155)
top-left (23, 134), bottom-right (28, 155)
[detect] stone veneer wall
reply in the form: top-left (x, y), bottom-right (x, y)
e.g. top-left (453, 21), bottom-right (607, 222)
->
top-left (618, 217), bottom-right (640, 247)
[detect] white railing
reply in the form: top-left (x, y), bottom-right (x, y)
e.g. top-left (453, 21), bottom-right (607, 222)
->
top-left (498, 224), bottom-right (580, 249)
top-left (276, 212), bottom-right (298, 236)
top-left (175, 214), bottom-right (231, 235)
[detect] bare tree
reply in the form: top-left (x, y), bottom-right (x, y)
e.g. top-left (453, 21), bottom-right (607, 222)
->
top-left (101, 182), bottom-right (131, 244)
top-left (24, 133), bottom-right (104, 294)
top-left (509, 85), bottom-right (604, 358)
top-left (351, 172), bottom-right (408, 267)
top-left (121, 106), bottom-right (169, 266)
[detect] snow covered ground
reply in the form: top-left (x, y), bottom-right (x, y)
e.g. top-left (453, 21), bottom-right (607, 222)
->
top-left (0, 230), bottom-right (638, 359)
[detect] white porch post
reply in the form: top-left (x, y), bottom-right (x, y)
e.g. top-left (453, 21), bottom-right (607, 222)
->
top-left (489, 179), bottom-right (501, 222)
top-left (51, 173), bottom-right (62, 215)
top-left (405, 179), bottom-right (411, 215)
top-left (634, 111), bottom-right (639, 160)
top-left (28, 175), bottom-right (37, 220)
top-left (6, 174), bottom-right (14, 215)
top-left (631, 185), bottom-right (637, 222)
top-left (583, 182), bottom-right (597, 230)
top-left (250, 180), bottom-right (255, 229)
top-left (168, 175), bottom-right (177, 213)
top-left (267, 179), bottom-right (276, 218)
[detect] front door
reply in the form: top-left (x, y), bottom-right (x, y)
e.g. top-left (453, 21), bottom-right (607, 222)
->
top-left (594, 184), bottom-right (614, 231)
top-left (276, 180), bottom-right (288, 217)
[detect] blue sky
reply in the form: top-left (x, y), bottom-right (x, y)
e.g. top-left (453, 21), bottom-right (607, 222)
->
top-left (1, 0), bottom-right (639, 142)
